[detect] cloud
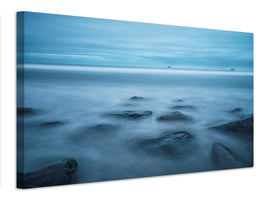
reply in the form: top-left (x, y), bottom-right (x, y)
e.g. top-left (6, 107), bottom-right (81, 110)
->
top-left (22, 12), bottom-right (253, 71)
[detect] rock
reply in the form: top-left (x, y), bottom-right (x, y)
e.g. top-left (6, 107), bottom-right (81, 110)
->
top-left (70, 124), bottom-right (119, 145)
top-left (230, 107), bottom-right (242, 113)
top-left (89, 124), bottom-right (119, 133)
top-left (174, 99), bottom-right (183, 102)
top-left (107, 111), bottom-right (152, 120)
top-left (17, 107), bottom-right (35, 115)
top-left (17, 159), bottom-right (78, 188)
top-left (211, 143), bottom-right (246, 169)
top-left (40, 121), bottom-right (64, 127)
top-left (157, 111), bottom-right (192, 122)
top-left (129, 96), bottom-right (145, 101)
top-left (209, 115), bottom-right (253, 140)
top-left (231, 107), bottom-right (242, 113)
top-left (170, 105), bottom-right (195, 110)
top-left (121, 103), bottom-right (136, 107)
top-left (139, 131), bottom-right (193, 157)
top-left (230, 68), bottom-right (235, 71)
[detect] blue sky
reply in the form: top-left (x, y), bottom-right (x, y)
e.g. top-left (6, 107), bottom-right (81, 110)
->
top-left (21, 12), bottom-right (253, 71)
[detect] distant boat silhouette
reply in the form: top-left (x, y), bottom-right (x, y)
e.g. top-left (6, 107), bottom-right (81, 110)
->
top-left (230, 68), bottom-right (235, 71)
top-left (168, 66), bottom-right (171, 69)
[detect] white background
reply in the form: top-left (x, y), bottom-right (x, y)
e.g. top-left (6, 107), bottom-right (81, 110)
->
top-left (0, 0), bottom-right (267, 199)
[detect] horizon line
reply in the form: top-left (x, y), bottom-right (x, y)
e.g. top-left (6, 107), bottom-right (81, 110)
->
top-left (20, 62), bottom-right (253, 75)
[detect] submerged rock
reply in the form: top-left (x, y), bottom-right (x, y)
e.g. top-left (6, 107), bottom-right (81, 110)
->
top-left (129, 96), bottom-right (145, 101)
top-left (40, 121), bottom-right (64, 127)
top-left (211, 143), bottom-right (246, 169)
top-left (17, 107), bottom-right (35, 115)
top-left (17, 159), bottom-right (78, 188)
top-left (157, 111), bottom-right (192, 122)
top-left (170, 105), bottom-right (195, 110)
top-left (121, 103), bottom-right (137, 107)
top-left (230, 107), bottom-right (242, 113)
top-left (89, 124), bottom-right (119, 133)
top-left (70, 124), bottom-right (119, 145)
top-left (107, 111), bottom-right (152, 120)
top-left (174, 99), bottom-right (183, 102)
top-left (209, 115), bottom-right (253, 140)
top-left (138, 131), bottom-right (194, 157)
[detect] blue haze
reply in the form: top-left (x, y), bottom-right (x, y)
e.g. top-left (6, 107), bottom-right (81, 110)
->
top-left (23, 12), bottom-right (253, 72)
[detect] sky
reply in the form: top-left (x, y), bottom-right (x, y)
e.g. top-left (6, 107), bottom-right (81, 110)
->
top-left (20, 12), bottom-right (253, 72)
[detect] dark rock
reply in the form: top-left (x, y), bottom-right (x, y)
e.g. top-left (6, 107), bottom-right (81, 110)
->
top-left (139, 131), bottom-right (193, 157)
top-left (17, 159), bottom-right (78, 188)
top-left (209, 115), bottom-right (253, 140)
top-left (174, 99), bottom-right (183, 102)
top-left (129, 96), bottom-right (145, 101)
top-left (17, 107), bottom-right (35, 115)
top-left (40, 121), bottom-right (64, 127)
top-left (157, 111), bottom-right (192, 122)
top-left (230, 107), bottom-right (242, 113)
top-left (170, 105), bottom-right (195, 110)
top-left (107, 111), bottom-right (152, 120)
top-left (211, 143), bottom-right (246, 169)
top-left (90, 124), bottom-right (119, 133)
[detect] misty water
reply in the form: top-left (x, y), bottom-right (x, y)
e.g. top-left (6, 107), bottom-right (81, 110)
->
top-left (19, 64), bottom-right (253, 183)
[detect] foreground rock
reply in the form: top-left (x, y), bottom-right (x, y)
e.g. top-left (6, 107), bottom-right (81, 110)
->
top-left (17, 159), bottom-right (78, 188)
top-left (157, 111), bottom-right (193, 122)
top-left (17, 107), bottom-right (35, 115)
top-left (107, 111), bottom-right (152, 120)
top-left (209, 115), bottom-right (253, 140)
top-left (211, 143), bottom-right (246, 169)
top-left (139, 131), bottom-right (194, 157)
top-left (129, 96), bottom-right (145, 101)
top-left (40, 121), bottom-right (64, 127)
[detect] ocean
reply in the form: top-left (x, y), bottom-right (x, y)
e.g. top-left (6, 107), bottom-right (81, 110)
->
top-left (18, 64), bottom-right (253, 183)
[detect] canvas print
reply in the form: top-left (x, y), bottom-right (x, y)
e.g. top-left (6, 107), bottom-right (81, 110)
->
top-left (17, 11), bottom-right (253, 188)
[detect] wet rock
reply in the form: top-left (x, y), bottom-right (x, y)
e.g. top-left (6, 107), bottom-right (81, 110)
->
top-left (17, 159), bottom-right (78, 188)
top-left (17, 107), bottom-right (35, 115)
top-left (230, 107), bottom-right (242, 113)
top-left (209, 115), bottom-right (253, 140)
top-left (129, 96), bottom-right (145, 101)
top-left (139, 131), bottom-right (193, 157)
top-left (40, 121), bottom-right (64, 127)
top-left (90, 124), bottom-right (119, 133)
top-left (157, 111), bottom-right (193, 122)
top-left (211, 143), bottom-right (246, 169)
top-left (170, 105), bottom-right (195, 110)
top-left (107, 111), bottom-right (152, 120)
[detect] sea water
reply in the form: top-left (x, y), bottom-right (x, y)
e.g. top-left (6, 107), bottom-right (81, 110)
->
top-left (19, 64), bottom-right (253, 183)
